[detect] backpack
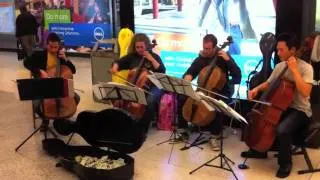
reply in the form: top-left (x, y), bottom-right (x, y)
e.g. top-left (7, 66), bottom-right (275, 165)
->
top-left (157, 93), bottom-right (175, 131)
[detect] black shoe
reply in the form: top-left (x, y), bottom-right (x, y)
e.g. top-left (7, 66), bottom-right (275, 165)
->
top-left (241, 149), bottom-right (268, 159)
top-left (276, 163), bottom-right (292, 178)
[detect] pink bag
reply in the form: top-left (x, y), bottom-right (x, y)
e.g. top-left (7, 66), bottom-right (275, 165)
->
top-left (157, 93), bottom-right (175, 131)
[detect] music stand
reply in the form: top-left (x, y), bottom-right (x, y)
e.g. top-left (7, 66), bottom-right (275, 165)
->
top-left (15, 78), bottom-right (73, 151)
top-left (93, 82), bottom-right (147, 105)
top-left (189, 93), bottom-right (247, 180)
top-left (148, 73), bottom-right (205, 162)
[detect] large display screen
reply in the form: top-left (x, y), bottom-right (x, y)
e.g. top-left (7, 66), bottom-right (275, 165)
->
top-left (15, 0), bottom-right (116, 53)
top-left (134, 0), bottom-right (276, 99)
top-left (0, 0), bottom-right (15, 34)
top-left (316, 0), bottom-right (320, 31)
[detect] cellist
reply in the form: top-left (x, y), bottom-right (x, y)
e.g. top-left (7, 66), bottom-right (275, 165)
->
top-left (241, 33), bottom-right (314, 178)
top-left (23, 32), bottom-right (80, 129)
top-left (177, 34), bottom-right (241, 150)
top-left (111, 33), bottom-right (166, 132)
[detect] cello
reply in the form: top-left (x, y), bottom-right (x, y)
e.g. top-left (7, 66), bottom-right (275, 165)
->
top-left (182, 37), bottom-right (232, 126)
top-left (113, 41), bottom-right (157, 119)
top-left (40, 51), bottom-right (77, 119)
top-left (245, 65), bottom-right (295, 152)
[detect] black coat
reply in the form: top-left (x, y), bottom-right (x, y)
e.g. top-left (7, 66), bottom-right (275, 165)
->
top-left (15, 12), bottom-right (38, 37)
top-left (183, 54), bottom-right (241, 97)
top-left (23, 49), bottom-right (76, 76)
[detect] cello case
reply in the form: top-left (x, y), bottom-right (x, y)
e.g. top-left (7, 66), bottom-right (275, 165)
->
top-left (249, 32), bottom-right (276, 90)
top-left (43, 108), bottom-right (147, 180)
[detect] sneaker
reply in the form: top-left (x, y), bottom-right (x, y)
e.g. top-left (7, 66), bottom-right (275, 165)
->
top-left (209, 136), bottom-right (220, 151)
top-left (240, 149), bottom-right (268, 159)
top-left (276, 163), bottom-right (292, 178)
top-left (178, 131), bottom-right (189, 140)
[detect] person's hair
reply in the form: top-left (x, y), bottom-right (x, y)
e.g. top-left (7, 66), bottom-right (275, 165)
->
top-left (203, 34), bottom-right (217, 47)
top-left (296, 31), bottom-right (320, 62)
top-left (46, 32), bottom-right (61, 44)
top-left (277, 33), bottom-right (300, 50)
top-left (128, 33), bottom-right (151, 54)
top-left (19, 5), bottom-right (27, 13)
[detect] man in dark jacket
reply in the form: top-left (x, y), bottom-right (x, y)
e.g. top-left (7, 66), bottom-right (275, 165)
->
top-left (16, 5), bottom-right (38, 56)
top-left (24, 32), bottom-right (75, 77)
top-left (178, 34), bottom-right (241, 150)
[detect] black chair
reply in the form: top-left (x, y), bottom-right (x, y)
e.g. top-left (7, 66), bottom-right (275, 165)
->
top-left (292, 121), bottom-right (320, 174)
top-left (274, 120), bottom-right (320, 174)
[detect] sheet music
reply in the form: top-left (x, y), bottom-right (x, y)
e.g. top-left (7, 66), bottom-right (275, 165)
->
top-left (198, 93), bottom-right (247, 124)
top-left (147, 73), bottom-right (200, 101)
top-left (93, 82), bottom-right (147, 105)
top-left (195, 92), bottom-right (215, 112)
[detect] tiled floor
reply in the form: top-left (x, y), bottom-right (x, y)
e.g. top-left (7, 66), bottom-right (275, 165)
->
top-left (1, 51), bottom-right (320, 180)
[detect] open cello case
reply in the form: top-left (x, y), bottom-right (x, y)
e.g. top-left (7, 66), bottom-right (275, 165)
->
top-left (42, 108), bottom-right (147, 180)
top-left (42, 29), bottom-right (147, 179)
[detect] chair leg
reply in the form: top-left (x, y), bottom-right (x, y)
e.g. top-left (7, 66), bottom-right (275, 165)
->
top-left (32, 101), bottom-right (37, 129)
top-left (298, 147), bottom-right (320, 174)
top-left (66, 132), bottom-right (75, 145)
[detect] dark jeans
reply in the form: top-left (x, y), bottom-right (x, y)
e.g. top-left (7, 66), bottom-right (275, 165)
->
top-left (139, 86), bottom-right (163, 132)
top-left (276, 108), bottom-right (310, 166)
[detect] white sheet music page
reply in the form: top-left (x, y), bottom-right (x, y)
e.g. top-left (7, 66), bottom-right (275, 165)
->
top-left (92, 82), bottom-right (147, 105)
top-left (148, 73), bottom-right (199, 100)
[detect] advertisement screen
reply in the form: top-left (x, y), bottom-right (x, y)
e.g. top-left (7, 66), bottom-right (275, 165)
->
top-left (15, 0), bottom-right (115, 53)
top-left (0, 0), bottom-right (15, 34)
top-left (134, 0), bottom-right (276, 99)
top-left (316, 0), bottom-right (320, 31)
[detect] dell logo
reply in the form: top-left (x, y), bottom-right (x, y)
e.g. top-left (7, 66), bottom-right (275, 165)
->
top-left (94, 27), bottom-right (104, 41)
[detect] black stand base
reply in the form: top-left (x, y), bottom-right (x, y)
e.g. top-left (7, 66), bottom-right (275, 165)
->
top-left (190, 153), bottom-right (238, 180)
top-left (189, 115), bottom-right (238, 180)
top-left (238, 158), bottom-right (249, 169)
top-left (157, 129), bottom-right (188, 164)
top-left (157, 129), bottom-right (185, 146)
top-left (15, 119), bottom-right (57, 152)
top-left (180, 132), bottom-right (206, 151)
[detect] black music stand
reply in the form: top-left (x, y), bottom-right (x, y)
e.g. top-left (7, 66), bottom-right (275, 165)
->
top-left (150, 73), bottom-right (217, 151)
top-left (148, 73), bottom-right (203, 162)
top-left (93, 82), bottom-right (147, 106)
top-left (15, 78), bottom-right (73, 151)
top-left (189, 93), bottom-right (248, 180)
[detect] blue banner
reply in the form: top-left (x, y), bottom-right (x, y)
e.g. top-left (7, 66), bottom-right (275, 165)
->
top-left (160, 50), bottom-right (197, 78)
top-left (49, 23), bottom-right (112, 47)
